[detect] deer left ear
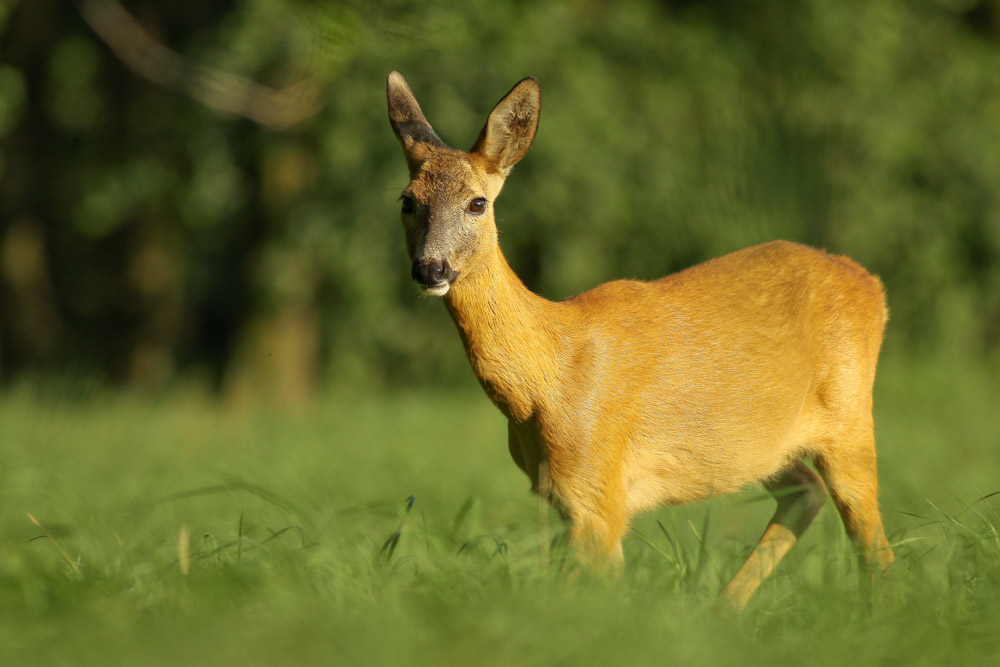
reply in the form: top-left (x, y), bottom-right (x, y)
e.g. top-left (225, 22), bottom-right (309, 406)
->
top-left (387, 71), bottom-right (447, 173)
top-left (470, 77), bottom-right (541, 175)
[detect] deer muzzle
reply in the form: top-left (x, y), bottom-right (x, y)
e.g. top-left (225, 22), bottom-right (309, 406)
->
top-left (411, 258), bottom-right (460, 295)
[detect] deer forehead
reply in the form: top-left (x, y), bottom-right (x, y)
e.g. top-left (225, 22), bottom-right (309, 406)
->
top-left (408, 153), bottom-right (500, 205)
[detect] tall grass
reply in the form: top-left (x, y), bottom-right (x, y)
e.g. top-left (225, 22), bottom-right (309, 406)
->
top-left (0, 355), bottom-right (998, 665)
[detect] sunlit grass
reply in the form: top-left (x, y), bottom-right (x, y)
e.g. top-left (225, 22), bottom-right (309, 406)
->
top-left (0, 356), bottom-right (998, 665)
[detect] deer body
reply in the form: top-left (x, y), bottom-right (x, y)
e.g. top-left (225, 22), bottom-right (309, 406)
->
top-left (387, 72), bottom-right (893, 607)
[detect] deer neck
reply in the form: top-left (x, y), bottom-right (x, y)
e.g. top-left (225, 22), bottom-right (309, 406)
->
top-left (444, 245), bottom-right (563, 422)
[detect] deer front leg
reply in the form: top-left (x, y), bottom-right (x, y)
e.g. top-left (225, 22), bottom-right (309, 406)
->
top-left (538, 460), bottom-right (551, 577)
top-left (563, 490), bottom-right (628, 573)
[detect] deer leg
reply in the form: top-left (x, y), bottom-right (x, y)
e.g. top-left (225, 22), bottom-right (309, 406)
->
top-left (538, 460), bottom-right (552, 578)
top-left (567, 519), bottom-right (626, 579)
top-left (565, 496), bottom-right (627, 573)
top-left (721, 459), bottom-right (828, 610)
top-left (813, 431), bottom-right (894, 583)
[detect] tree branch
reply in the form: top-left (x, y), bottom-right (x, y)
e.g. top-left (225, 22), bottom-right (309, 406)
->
top-left (76, 0), bottom-right (322, 129)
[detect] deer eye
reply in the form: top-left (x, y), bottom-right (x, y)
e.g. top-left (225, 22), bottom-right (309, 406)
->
top-left (468, 197), bottom-right (487, 214)
top-left (399, 195), bottom-right (415, 215)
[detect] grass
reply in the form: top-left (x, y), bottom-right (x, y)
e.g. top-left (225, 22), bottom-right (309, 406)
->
top-left (0, 354), bottom-right (998, 666)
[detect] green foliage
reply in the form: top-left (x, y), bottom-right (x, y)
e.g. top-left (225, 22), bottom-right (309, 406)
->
top-left (0, 357), bottom-right (998, 664)
top-left (2, 0), bottom-right (999, 390)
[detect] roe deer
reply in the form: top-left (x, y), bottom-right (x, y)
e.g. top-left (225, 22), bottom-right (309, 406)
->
top-left (386, 71), bottom-right (894, 608)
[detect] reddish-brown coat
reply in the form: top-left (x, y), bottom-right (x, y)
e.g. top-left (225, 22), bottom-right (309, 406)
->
top-left (387, 72), bottom-right (893, 607)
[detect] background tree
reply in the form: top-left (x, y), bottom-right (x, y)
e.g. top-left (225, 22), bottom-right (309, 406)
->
top-left (1, 0), bottom-right (999, 400)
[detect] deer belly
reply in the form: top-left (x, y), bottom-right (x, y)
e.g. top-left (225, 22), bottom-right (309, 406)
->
top-left (623, 418), bottom-right (805, 513)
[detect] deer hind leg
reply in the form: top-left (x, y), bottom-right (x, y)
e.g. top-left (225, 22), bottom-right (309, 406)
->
top-left (721, 459), bottom-right (828, 610)
top-left (813, 429), bottom-right (894, 578)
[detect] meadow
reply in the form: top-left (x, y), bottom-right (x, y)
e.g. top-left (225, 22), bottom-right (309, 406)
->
top-left (1, 352), bottom-right (998, 666)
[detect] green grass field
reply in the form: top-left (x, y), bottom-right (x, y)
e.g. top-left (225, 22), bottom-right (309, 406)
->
top-left (1, 354), bottom-right (998, 666)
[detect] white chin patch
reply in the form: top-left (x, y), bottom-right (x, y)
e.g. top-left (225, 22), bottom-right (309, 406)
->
top-left (422, 283), bottom-right (451, 297)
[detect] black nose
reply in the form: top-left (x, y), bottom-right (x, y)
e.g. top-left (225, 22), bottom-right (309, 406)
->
top-left (411, 259), bottom-right (458, 287)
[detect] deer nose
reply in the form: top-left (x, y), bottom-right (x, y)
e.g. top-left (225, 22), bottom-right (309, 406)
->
top-left (411, 258), bottom-right (458, 287)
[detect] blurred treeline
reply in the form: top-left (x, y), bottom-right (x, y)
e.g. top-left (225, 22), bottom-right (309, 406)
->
top-left (1, 0), bottom-right (999, 401)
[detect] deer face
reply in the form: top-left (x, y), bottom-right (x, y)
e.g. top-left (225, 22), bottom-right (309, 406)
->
top-left (387, 72), bottom-right (540, 297)
top-left (398, 152), bottom-right (502, 296)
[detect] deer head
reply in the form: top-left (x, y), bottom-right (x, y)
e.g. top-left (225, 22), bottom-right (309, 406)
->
top-left (387, 71), bottom-right (541, 296)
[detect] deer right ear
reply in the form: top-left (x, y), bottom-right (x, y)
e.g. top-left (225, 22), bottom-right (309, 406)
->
top-left (471, 77), bottom-right (541, 175)
top-left (387, 72), bottom-right (446, 173)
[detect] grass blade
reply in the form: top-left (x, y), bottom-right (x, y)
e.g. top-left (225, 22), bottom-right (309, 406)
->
top-left (26, 512), bottom-right (82, 578)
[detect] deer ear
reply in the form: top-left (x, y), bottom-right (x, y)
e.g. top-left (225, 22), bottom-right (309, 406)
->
top-left (387, 72), bottom-right (446, 172)
top-left (471, 77), bottom-right (541, 175)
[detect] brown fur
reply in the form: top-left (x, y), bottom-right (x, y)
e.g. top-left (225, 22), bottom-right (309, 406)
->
top-left (386, 72), bottom-right (894, 607)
